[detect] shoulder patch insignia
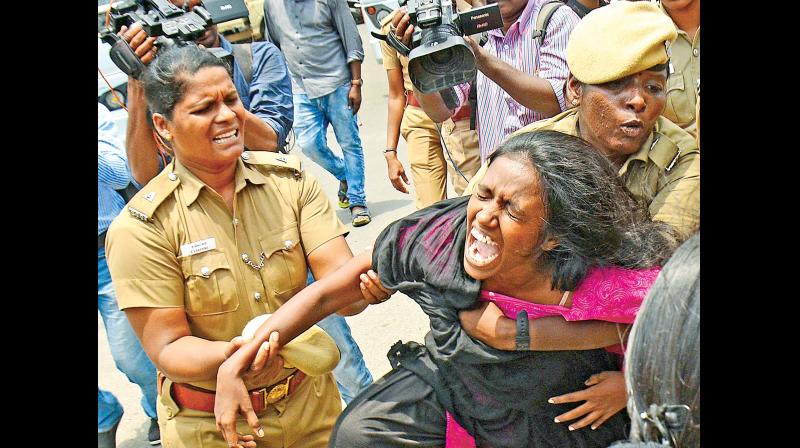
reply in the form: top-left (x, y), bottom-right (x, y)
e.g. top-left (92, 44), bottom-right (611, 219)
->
top-left (129, 207), bottom-right (151, 222)
top-left (126, 164), bottom-right (181, 222)
top-left (242, 151), bottom-right (303, 176)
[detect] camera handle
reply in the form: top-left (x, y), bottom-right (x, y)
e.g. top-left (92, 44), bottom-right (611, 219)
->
top-left (100, 31), bottom-right (146, 80)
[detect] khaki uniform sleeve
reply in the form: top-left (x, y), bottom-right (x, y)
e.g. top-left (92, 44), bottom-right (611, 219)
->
top-left (105, 212), bottom-right (184, 310)
top-left (381, 29), bottom-right (401, 71)
top-left (648, 152), bottom-right (700, 238)
top-left (297, 172), bottom-right (349, 254)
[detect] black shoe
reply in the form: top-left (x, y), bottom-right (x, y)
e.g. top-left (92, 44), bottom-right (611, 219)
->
top-left (148, 418), bottom-right (161, 446)
top-left (98, 419), bottom-right (120, 448)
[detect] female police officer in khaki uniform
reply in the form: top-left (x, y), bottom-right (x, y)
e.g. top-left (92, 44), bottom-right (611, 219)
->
top-left (105, 45), bottom-right (371, 448)
top-left (467, 1), bottom-right (699, 239)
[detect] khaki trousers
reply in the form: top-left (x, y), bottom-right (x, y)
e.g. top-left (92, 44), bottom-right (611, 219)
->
top-left (400, 106), bottom-right (481, 209)
top-left (158, 374), bottom-right (341, 448)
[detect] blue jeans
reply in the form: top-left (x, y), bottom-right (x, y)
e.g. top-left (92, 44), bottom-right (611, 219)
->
top-left (294, 83), bottom-right (366, 207)
top-left (307, 271), bottom-right (373, 403)
top-left (98, 247), bottom-right (158, 431)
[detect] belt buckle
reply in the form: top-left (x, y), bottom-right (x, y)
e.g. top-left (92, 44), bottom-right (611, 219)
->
top-left (265, 374), bottom-right (293, 405)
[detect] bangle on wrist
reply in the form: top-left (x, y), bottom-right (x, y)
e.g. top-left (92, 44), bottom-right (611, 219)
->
top-left (383, 148), bottom-right (397, 154)
top-left (351, 78), bottom-right (363, 87)
top-left (515, 310), bottom-right (530, 351)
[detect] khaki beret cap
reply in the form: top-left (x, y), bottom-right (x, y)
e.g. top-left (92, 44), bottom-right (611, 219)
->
top-left (567, 1), bottom-right (677, 84)
top-left (242, 314), bottom-right (341, 376)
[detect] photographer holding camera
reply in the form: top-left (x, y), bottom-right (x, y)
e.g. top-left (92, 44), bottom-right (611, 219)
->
top-left (119, 0), bottom-right (293, 187)
top-left (391, 0), bottom-right (580, 162)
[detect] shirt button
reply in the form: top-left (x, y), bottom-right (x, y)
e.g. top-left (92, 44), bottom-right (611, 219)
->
top-left (168, 172), bottom-right (178, 181)
top-left (200, 267), bottom-right (211, 277)
top-left (284, 240), bottom-right (293, 249)
top-left (503, 45), bottom-right (509, 50)
top-left (241, 152), bottom-right (250, 160)
top-left (254, 292), bottom-right (262, 301)
top-left (233, 218), bottom-right (239, 226)
top-left (693, 48), bottom-right (699, 57)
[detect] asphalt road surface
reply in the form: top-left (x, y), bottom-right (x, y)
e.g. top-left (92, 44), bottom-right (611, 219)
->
top-left (98, 23), bottom-right (452, 447)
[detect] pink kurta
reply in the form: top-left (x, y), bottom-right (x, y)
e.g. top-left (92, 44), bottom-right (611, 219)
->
top-left (446, 266), bottom-right (661, 448)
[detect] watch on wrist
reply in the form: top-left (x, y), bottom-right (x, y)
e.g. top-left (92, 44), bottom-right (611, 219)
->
top-left (351, 78), bottom-right (363, 87)
top-left (515, 311), bottom-right (530, 351)
top-left (383, 148), bottom-right (397, 154)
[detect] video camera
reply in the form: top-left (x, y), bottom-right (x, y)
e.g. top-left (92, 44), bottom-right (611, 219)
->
top-left (397, 0), bottom-right (502, 93)
top-left (99, 0), bottom-right (249, 79)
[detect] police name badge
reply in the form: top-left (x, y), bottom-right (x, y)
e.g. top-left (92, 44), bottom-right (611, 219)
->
top-left (180, 238), bottom-right (217, 257)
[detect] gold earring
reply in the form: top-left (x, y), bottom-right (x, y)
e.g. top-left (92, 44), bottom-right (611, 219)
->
top-left (571, 99), bottom-right (578, 106)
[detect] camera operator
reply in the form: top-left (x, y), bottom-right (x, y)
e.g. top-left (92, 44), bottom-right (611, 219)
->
top-left (120, 0), bottom-right (293, 187)
top-left (392, 0), bottom-right (580, 162)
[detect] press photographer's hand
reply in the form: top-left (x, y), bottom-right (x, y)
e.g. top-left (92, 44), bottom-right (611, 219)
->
top-left (118, 23), bottom-right (158, 65)
top-left (391, 8), bottom-right (415, 47)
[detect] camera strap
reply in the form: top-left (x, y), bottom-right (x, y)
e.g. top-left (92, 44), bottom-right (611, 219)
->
top-left (371, 30), bottom-right (412, 57)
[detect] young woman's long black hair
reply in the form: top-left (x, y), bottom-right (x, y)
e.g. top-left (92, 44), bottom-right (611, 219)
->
top-left (488, 130), bottom-right (679, 290)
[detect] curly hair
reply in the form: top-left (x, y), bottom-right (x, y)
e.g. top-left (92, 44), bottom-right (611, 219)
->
top-left (141, 44), bottom-right (232, 120)
top-left (488, 130), bottom-right (678, 290)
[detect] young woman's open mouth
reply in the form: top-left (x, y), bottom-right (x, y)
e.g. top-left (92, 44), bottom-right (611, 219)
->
top-left (465, 226), bottom-right (502, 269)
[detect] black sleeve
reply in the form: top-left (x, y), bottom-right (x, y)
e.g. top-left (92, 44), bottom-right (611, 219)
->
top-left (371, 196), bottom-right (478, 307)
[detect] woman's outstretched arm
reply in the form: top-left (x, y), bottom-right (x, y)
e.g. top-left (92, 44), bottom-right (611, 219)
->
top-left (459, 301), bottom-right (625, 351)
top-left (214, 247), bottom-right (374, 446)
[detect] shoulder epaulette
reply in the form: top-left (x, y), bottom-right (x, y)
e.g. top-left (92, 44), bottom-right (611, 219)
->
top-left (651, 118), bottom-right (699, 172)
top-left (241, 151), bottom-right (303, 176)
top-left (126, 168), bottom-right (181, 223)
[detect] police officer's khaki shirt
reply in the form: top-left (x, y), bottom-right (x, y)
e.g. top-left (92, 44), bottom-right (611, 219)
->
top-left (661, 5), bottom-right (700, 138)
top-left (380, 10), bottom-right (415, 92)
top-left (465, 109), bottom-right (700, 238)
top-left (106, 152), bottom-right (347, 390)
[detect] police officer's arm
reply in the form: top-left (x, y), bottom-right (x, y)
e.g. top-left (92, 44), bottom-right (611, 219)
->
top-left (384, 58), bottom-right (411, 193)
top-left (106, 215), bottom-right (241, 384)
top-left (126, 307), bottom-right (234, 382)
top-left (648, 151), bottom-right (700, 239)
top-left (458, 301), bottom-right (623, 350)
top-left (242, 44), bottom-right (293, 151)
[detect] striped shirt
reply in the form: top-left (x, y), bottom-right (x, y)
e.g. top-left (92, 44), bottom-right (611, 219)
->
top-left (454, 0), bottom-right (579, 161)
top-left (98, 103), bottom-right (130, 236)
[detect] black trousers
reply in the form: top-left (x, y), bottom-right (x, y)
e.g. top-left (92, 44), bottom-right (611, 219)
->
top-left (330, 367), bottom-right (446, 447)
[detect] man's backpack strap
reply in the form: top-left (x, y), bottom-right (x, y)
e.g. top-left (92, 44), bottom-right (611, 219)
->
top-left (532, 0), bottom-right (566, 46)
top-left (232, 43), bottom-right (253, 86)
top-left (565, 0), bottom-right (593, 18)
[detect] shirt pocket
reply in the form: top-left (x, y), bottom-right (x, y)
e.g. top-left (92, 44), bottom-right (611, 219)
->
top-left (259, 224), bottom-right (307, 303)
top-left (180, 250), bottom-right (239, 316)
top-left (663, 75), bottom-right (695, 128)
